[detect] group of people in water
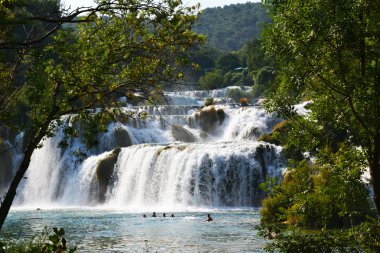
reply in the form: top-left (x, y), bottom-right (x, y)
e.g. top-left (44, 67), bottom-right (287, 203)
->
top-left (143, 212), bottom-right (213, 222)
top-left (143, 212), bottom-right (175, 218)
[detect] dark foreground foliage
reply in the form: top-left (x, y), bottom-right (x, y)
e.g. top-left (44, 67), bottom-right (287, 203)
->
top-left (0, 227), bottom-right (76, 253)
top-left (260, 219), bottom-right (380, 253)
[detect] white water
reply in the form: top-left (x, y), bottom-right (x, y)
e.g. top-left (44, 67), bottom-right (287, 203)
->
top-left (107, 142), bottom-right (282, 209)
top-left (15, 88), bottom-right (284, 210)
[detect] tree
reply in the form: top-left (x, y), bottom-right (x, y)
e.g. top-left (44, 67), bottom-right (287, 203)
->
top-left (198, 69), bottom-right (224, 90)
top-left (187, 45), bottom-right (221, 81)
top-left (192, 2), bottom-right (269, 51)
top-left (239, 39), bottom-right (269, 71)
top-left (0, 0), bottom-right (203, 230)
top-left (261, 146), bottom-right (372, 228)
top-left (252, 66), bottom-right (276, 97)
top-left (216, 53), bottom-right (241, 71)
top-left (262, 0), bottom-right (380, 215)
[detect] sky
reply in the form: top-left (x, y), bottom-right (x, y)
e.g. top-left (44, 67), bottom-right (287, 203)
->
top-left (62, 0), bottom-right (260, 10)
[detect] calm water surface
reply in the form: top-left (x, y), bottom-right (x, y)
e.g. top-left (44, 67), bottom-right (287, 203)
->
top-left (2, 208), bottom-right (267, 252)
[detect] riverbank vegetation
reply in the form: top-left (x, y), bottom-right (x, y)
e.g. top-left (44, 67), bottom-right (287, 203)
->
top-left (258, 0), bottom-right (380, 251)
top-left (1, 0), bottom-right (379, 251)
top-left (0, 227), bottom-right (76, 253)
top-left (262, 219), bottom-right (380, 253)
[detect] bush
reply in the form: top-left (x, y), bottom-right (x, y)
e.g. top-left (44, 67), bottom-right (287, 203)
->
top-left (260, 145), bottom-right (373, 228)
top-left (240, 97), bottom-right (248, 106)
top-left (226, 88), bottom-right (246, 103)
top-left (262, 219), bottom-right (380, 253)
top-left (252, 66), bottom-right (277, 97)
top-left (257, 120), bottom-right (304, 160)
top-left (216, 53), bottom-right (241, 71)
top-left (204, 97), bottom-right (214, 106)
top-left (225, 88), bottom-right (255, 103)
top-left (199, 69), bottom-right (224, 90)
top-left (223, 70), bottom-right (253, 87)
top-left (0, 227), bottom-right (76, 253)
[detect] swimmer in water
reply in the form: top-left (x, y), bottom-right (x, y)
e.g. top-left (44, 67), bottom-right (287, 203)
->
top-left (152, 212), bottom-right (156, 217)
top-left (206, 213), bottom-right (213, 222)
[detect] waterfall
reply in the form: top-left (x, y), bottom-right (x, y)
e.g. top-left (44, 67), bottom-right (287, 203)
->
top-left (15, 87), bottom-right (284, 209)
top-left (107, 142), bottom-right (282, 209)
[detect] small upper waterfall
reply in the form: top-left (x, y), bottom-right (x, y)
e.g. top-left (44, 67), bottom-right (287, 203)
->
top-left (14, 87), bottom-right (284, 209)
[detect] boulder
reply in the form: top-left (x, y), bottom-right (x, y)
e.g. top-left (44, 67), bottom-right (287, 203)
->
top-left (96, 148), bottom-right (121, 202)
top-left (195, 106), bottom-right (225, 133)
top-left (171, 125), bottom-right (196, 142)
top-left (114, 127), bottom-right (132, 148)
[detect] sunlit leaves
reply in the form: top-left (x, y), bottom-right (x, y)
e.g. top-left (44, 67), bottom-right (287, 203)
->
top-left (262, 0), bottom-right (380, 214)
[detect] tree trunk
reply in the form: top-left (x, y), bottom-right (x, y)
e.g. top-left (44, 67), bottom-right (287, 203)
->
top-left (0, 142), bottom-right (36, 230)
top-left (0, 105), bottom-right (59, 230)
top-left (370, 135), bottom-right (380, 216)
top-left (0, 127), bottom-right (47, 230)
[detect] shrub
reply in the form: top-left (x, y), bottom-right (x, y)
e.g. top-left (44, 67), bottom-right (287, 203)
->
top-left (257, 120), bottom-right (304, 160)
top-left (199, 69), bottom-right (224, 90)
top-left (257, 133), bottom-right (272, 143)
top-left (204, 97), bottom-right (214, 106)
top-left (260, 145), bottom-right (373, 228)
top-left (0, 227), bottom-right (76, 253)
top-left (194, 106), bottom-right (225, 132)
top-left (240, 97), bottom-right (248, 106)
top-left (226, 88), bottom-right (248, 103)
top-left (225, 87), bottom-right (255, 104)
top-left (262, 219), bottom-right (380, 253)
top-left (252, 66), bottom-right (277, 98)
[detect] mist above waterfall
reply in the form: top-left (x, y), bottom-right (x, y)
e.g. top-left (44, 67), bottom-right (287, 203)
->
top-left (15, 87), bottom-right (284, 209)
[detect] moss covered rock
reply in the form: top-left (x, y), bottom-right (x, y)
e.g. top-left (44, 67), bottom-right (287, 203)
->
top-left (195, 106), bottom-right (226, 133)
top-left (96, 148), bottom-right (121, 202)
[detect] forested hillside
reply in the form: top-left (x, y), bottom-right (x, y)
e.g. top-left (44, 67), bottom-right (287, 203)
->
top-left (193, 2), bottom-right (269, 51)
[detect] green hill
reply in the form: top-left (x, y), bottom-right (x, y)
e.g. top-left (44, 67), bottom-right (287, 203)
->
top-left (193, 2), bottom-right (269, 52)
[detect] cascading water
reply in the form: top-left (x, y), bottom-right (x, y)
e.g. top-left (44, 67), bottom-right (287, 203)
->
top-left (106, 142), bottom-right (282, 209)
top-left (15, 87), bottom-right (284, 209)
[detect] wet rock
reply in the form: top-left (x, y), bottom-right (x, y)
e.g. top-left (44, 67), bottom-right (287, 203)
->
top-left (171, 125), bottom-right (196, 142)
top-left (254, 144), bottom-right (268, 179)
top-left (96, 148), bottom-right (121, 202)
top-left (241, 127), bottom-right (261, 140)
top-left (199, 131), bottom-right (209, 140)
top-left (216, 108), bottom-right (225, 124)
top-left (114, 127), bottom-right (132, 148)
top-left (195, 106), bottom-right (225, 133)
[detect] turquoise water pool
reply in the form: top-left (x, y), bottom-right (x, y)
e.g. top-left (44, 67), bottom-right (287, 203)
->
top-left (2, 208), bottom-right (267, 252)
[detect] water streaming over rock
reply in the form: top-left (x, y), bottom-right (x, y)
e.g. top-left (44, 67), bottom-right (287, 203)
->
top-left (14, 88), bottom-right (284, 209)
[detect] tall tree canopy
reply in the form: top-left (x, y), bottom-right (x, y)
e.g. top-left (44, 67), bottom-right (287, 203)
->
top-left (262, 0), bottom-right (380, 214)
top-left (0, 0), bottom-right (203, 229)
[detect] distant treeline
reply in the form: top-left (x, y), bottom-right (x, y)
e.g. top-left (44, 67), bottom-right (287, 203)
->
top-left (193, 2), bottom-right (269, 52)
top-left (183, 2), bottom-right (274, 102)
